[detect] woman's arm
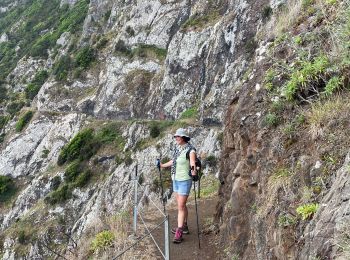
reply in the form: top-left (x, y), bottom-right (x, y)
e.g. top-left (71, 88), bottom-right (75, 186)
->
top-left (189, 151), bottom-right (197, 176)
top-left (160, 160), bottom-right (173, 168)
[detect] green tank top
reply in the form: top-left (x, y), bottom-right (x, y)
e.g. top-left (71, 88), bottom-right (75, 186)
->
top-left (175, 150), bottom-right (191, 181)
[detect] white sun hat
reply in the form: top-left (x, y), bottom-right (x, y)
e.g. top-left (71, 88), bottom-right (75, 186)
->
top-left (174, 128), bottom-right (190, 139)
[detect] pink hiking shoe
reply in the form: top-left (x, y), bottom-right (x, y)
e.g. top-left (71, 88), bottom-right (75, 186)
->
top-left (173, 227), bottom-right (183, 243)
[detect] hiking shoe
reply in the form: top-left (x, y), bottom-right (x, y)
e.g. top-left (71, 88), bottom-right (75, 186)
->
top-left (171, 224), bottom-right (189, 234)
top-left (173, 228), bottom-right (183, 243)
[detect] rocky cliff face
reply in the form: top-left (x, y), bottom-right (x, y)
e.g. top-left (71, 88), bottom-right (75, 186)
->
top-left (1, 0), bottom-right (350, 259)
top-left (0, 0), bottom-right (229, 258)
top-left (216, 0), bottom-right (350, 259)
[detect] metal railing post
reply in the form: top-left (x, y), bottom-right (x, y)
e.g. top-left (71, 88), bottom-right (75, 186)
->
top-left (133, 165), bottom-right (138, 234)
top-left (164, 215), bottom-right (170, 260)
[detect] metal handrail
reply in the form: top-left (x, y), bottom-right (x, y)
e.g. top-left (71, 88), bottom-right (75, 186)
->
top-left (137, 182), bottom-right (166, 217)
top-left (138, 212), bottom-right (166, 259)
top-left (112, 217), bottom-right (167, 259)
top-left (115, 164), bottom-right (170, 260)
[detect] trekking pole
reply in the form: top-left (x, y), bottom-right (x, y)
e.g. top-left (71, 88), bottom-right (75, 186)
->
top-left (157, 159), bottom-right (166, 213)
top-left (193, 180), bottom-right (201, 249)
top-left (198, 177), bottom-right (201, 199)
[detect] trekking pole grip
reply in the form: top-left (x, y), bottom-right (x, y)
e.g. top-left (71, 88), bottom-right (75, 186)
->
top-left (156, 158), bottom-right (161, 171)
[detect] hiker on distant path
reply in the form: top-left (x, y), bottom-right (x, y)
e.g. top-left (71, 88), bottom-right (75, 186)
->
top-left (159, 128), bottom-right (198, 243)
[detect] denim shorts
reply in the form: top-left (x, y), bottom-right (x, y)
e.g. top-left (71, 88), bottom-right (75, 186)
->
top-left (173, 179), bottom-right (192, 196)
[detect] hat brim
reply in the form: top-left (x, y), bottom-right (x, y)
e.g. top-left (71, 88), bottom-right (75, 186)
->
top-left (174, 135), bottom-right (190, 140)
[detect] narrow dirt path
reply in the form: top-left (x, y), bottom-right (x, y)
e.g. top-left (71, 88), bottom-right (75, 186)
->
top-left (142, 196), bottom-right (222, 260)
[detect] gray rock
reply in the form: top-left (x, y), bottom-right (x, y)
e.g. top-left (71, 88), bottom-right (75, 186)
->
top-left (0, 33), bottom-right (8, 43)
top-left (299, 152), bottom-right (350, 259)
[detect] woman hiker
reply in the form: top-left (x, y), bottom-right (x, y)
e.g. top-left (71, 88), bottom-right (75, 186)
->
top-left (159, 128), bottom-right (198, 243)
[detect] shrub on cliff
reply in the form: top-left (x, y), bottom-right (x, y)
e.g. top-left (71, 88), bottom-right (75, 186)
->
top-left (0, 115), bottom-right (9, 131)
top-left (0, 85), bottom-right (7, 103)
top-left (90, 230), bottom-right (115, 253)
top-left (180, 106), bottom-right (198, 120)
top-left (74, 46), bottom-right (95, 69)
top-left (52, 55), bottom-right (72, 81)
top-left (57, 128), bottom-right (100, 165)
top-left (25, 70), bottom-right (48, 100)
top-left (6, 101), bottom-right (25, 115)
top-left (44, 184), bottom-right (72, 205)
top-left (296, 203), bottom-right (319, 220)
top-left (0, 175), bottom-right (16, 202)
top-left (15, 111), bottom-right (34, 132)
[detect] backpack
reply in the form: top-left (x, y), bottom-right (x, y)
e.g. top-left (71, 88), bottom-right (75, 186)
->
top-left (185, 147), bottom-right (203, 198)
top-left (186, 148), bottom-right (202, 179)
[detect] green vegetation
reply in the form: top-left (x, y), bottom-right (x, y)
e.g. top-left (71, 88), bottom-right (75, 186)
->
top-left (263, 68), bottom-right (276, 90)
top-left (198, 175), bottom-right (219, 198)
top-left (307, 96), bottom-right (350, 139)
top-left (90, 230), bottom-right (115, 253)
top-left (64, 160), bottom-right (82, 182)
top-left (125, 26), bottom-right (135, 36)
top-left (115, 152), bottom-right (131, 166)
top-left (206, 155), bottom-right (217, 167)
top-left (74, 46), bottom-right (96, 69)
top-left (0, 175), bottom-right (16, 203)
top-left (245, 38), bottom-right (258, 55)
top-left (50, 176), bottom-right (61, 190)
top-left (114, 40), bottom-right (131, 56)
top-left (115, 41), bottom-right (167, 61)
top-left (47, 123), bottom-right (128, 204)
top-left (281, 114), bottom-right (305, 139)
top-left (263, 113), bottom-right (279, 127)
top-left (270, 100), bottom-right (285, 113)
top-left (217, 132), bottom-right (223, 145)
top-left (94, 123), bottom-right (122, 145)
top-left (15, 111), bottom-right (34, 132)
top-left (41, 149), bottom-right (50, 158)
top-left (150, 123), bottom-right (161, 138)
top-left (0, 85), bottom-right (8, 103)
top-left (181, 11), bottom-right (220, 31)
top-left (6, 101), bottom-right (25, 116)
top-left (134, 120), bottom-right (178, 150)
top-left (0, 115), bottom-right (9, 131)
top-left (52, 55), bottom-right (72, 81)
top-left (0, 0), bottom-right (89, 81)
top-left (265, 1), bottom-right (350, 104)
top-left (283, 55), bottom-right (330, 100)
top-left (296, 203), bottom-right (319, 220)
top-left (278, 214), bottom-right (297, 227)
top-left (323, 76), bottom-right (344, 97)
top-left (0, 133), bottom-right (5, 143)
top-left (302, 0), bottom-right (315, 9)
top-left (294, 35), bottom-right (303, 45)
top-left (25, 70), bottom-right (48, 100)
top-left (59, 43), bottom-right (96, 79)
top-left (44, 184), bottom-right (72, 205)
top-left (272, 167), bottom-right (291, 180)
top-left (180, 106), bottom-right (198, 119)
top-left (326, 0), bottom-right (337, 4)
top-left (64, 161), bottom-right (92, 187)
top-left (57, 128), bottom-right (99, 165)
top-left (262, 6), bottom-right (273, 20)
top-left (131, 44), bottom-right (167, 61)
top-left (17, 229), bottom-right (32, 245)
top-left (96, 37), bottom-right (108, 49)
top-left (45, 161), bottom-right (92, 205)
